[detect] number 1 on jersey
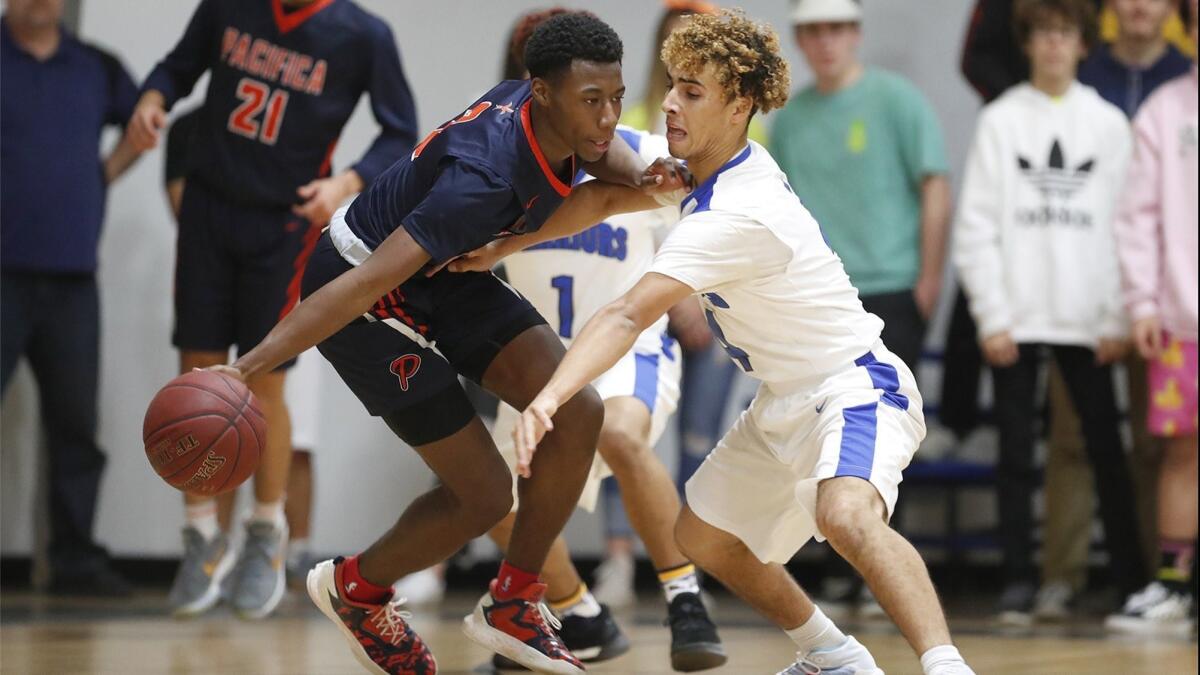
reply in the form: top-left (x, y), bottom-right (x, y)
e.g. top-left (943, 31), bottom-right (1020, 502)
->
top-left (551, 275), bottom-right (574, 338)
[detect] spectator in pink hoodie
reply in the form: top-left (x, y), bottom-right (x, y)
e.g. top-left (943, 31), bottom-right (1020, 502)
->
top-left (1107, 0), bottom-right (1199, 638)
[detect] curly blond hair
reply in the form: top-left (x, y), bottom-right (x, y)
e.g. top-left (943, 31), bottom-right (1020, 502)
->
top-left (660, 9), bottom-right (790, 114)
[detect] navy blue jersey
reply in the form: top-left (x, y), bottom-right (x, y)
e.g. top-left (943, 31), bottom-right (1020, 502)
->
top-left (345, 79), bottom-right (576, 265)
top-left (143, 0), bottom-right (417, 208)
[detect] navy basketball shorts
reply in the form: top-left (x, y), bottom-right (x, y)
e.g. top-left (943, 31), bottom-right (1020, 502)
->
top-left (301, 232), bottom-right (547, 446)
top-left (173, 180), bottom-right (320, 370)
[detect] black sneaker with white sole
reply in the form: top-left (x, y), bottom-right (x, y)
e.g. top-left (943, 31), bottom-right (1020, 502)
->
top-left (666, 592), bottom-right (726, 672)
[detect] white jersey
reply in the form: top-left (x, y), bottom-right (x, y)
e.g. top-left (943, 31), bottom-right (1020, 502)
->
top-left (505, 126), bottom-right (676, 354)
top-left (649, 141), bottom-right (884, 391)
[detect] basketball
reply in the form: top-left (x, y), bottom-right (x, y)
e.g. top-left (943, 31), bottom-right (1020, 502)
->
top-left (143, 370), bottom-right (265, 496)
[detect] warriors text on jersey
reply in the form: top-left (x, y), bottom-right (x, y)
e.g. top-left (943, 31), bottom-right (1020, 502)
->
top-left (505, 126), bottom-right (675, 354)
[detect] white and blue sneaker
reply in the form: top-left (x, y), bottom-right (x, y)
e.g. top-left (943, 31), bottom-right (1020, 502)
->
top-left (776, 636), bottom-right (884, 674)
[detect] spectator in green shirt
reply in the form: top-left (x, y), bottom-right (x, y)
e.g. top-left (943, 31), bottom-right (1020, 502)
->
top-left (771, 0), bottom-right (952, 374)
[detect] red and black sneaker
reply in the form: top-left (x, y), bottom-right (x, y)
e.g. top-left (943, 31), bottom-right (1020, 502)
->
top-left (462, 579), bottom-right (585, 674)
top-left (307, 557), bottom-right (437, 675)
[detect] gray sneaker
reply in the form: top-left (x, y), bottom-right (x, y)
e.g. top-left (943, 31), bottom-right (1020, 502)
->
top-left (168, 526), bottom-right (235, 617)
top-left (229, 520), bottom-right (288, 620)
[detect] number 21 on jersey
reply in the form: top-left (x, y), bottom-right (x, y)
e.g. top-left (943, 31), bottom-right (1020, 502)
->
top-left (228, 77), bottom-right (288, 145)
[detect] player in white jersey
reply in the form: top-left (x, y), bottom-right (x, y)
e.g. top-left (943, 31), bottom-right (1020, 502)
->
top-left (453, 11), bottom-right (976, 675)
top-left (485, 125), bottom-right (725, 672)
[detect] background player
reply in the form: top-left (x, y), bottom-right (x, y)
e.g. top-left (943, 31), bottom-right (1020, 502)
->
top-left (128, 0), bottom-right (418, 620)
top-left (479, 10), bottom-right (722, 672)
top-left (486, 133), bottom-right (721, 671)
top-left (207, 13), bottom-right (689, 674)
top-left (468, 10), bottom-right (975, 675)
top-left (162, 107), bottom-right (327, 593)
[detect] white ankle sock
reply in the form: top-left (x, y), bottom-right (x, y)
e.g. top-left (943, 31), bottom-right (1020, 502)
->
top-left (251, 500), bottom-right (284, 527)
top-left (554, 588), bottom-right (603, 619)
top-left (185, 501), bottom-right (220, 541)
top-left (921, 645), bottom-right (970, 675)
top-left (785, 606), bottom-right (847, 653)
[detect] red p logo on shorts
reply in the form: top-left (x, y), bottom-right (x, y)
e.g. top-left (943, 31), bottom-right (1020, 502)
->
top-left (389, 354), bottom-right (422, 392)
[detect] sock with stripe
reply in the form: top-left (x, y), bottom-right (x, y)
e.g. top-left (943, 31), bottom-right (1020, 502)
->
top-left (185, 500), bottom-right (220, 541)
top-left (340, 554), bottom-right (392, 604)
top-left (549, 582), bottom-right (602, 618)
top-left (658, 562), bottom-right (700, 603)
top-left (1157, 538), bottom-right (1195, 594)
top-left (494, 560), bottom-right (540, 600)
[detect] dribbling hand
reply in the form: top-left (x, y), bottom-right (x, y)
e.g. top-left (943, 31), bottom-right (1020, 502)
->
top-left (513, 394), bottom-right (558, 478)
top-left (199, 364), bottom-right (246, 383)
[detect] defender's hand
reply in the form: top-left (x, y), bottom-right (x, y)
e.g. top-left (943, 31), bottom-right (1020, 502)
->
top-left (446, 240), bottom-right (507, 274)
top-left (639, 157), bottom-right (693, 203)
top-left (512, 394), bottom-right (559, 479)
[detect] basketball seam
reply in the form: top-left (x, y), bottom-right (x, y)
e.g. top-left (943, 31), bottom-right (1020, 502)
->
top-left (167, 382), bottom-right (243, 409)
top-left (212, 414), bottom-right (243, 494)
top-left (144, 411), bottom-right (236, 442)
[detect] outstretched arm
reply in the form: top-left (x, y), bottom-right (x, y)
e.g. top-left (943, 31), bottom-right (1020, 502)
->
top-left (449, 158), bottom-right (688, 272)
top-left (223, 225), bottom-right (431, 380)
top-left (512, 272), bottom-right (693, 476)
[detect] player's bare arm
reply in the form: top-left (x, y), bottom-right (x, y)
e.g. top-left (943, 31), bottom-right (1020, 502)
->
top-left (449, 161), bottom-right (689, 273)
top-left (221, 225), bottom-right (431, 380)
top-left (512, 272), bottom-right (693, 476)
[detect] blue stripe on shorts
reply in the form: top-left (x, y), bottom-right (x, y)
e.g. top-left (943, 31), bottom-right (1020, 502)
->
top-left (854, 352), bottom-right (909, 411)
top-left (836, 402), bottom-right (879, 480)
top-left (633, 352), bottom-right (660, 413)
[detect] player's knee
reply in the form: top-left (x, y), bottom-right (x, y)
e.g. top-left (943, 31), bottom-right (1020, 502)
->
top-left (673, 509), bottom-right (719, 568)
top-left (462, 482), bottom-right (514, 536)
top-left (597, 423), bottom-right (650, 477)
top-left (559, 385), bottom-right (604, 446)
top-left (815, 480), bottom-right (879, 550)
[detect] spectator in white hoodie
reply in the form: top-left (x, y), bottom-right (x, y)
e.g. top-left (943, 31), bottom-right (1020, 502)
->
top-left (953, 0), bottom-right (1147, 624)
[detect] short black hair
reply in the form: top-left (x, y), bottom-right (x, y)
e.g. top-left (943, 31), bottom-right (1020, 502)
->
top-left (524, 12), bottom-right (623, 80)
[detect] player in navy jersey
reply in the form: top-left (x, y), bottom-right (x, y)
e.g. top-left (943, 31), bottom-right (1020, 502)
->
top-left (127, 0), bottom-right (417, 620)
top-left (207, 13), bottom-right (689, 674)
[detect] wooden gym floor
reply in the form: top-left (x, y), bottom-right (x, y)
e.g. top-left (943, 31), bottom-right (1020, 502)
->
top-left (1, 588), bottom-right (1196, 674)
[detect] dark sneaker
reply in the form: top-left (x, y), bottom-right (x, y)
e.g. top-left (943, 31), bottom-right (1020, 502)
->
top-left (50, 562), bottom-right (134, 598)
top-left (666, 592), bottom-right (726, 672)
top-left (491, 603), bottom-right (630, 669)
top-left (995, 582), bottom-right (1036, 627)
top-left (462, 580), bottom-right (584, 675)
top-left (307, 558), bottom-right (437, 675)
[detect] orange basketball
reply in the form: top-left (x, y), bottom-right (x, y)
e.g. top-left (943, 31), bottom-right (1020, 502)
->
top-left (143, 370), bottom-right (265, 496)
